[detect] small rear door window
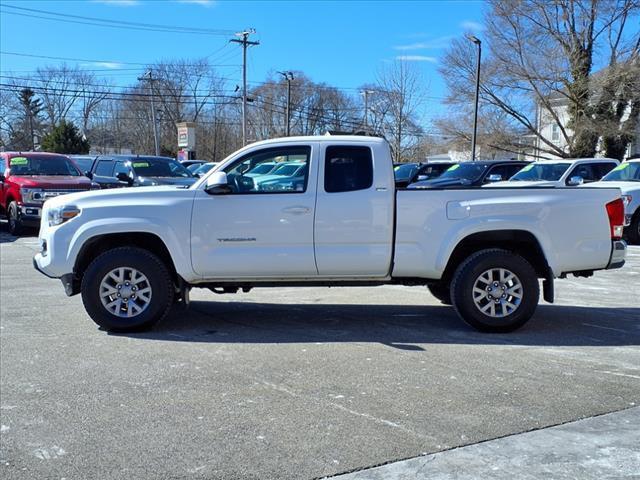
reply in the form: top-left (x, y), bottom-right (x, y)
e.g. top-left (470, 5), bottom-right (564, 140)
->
top-left (324, 146), bottom-right (373, 193)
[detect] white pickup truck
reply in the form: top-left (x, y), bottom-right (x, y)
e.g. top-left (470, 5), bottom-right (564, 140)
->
top-left (34, 135), bottom-right (627, 333)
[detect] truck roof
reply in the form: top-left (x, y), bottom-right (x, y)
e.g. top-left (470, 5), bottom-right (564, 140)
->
top-left (246, 135), bottom-right (388, 148)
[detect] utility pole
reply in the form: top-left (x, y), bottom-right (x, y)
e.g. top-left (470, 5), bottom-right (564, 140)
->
top-left (138, 69), bottom-right (160, 156)
top-left (231, 29), bottom-right (259, 145)
top-left (467, 35), bottom-right (482, 161)
top-left (361, 89), bottom-right (375, 133)
top-left (278, 71), bottom-right (294, 136)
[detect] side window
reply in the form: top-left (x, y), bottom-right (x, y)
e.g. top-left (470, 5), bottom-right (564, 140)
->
top-left (95, 160), bottom-right (114, 177)
top-left (505, 164), bottom-right (525, 179)
top-left (569, 164), bottom-right (597, 183)
top-left (325, 146), bottom-right (373, 193)
top-left (113, 161), bottom-right (131, 177)
top-left (595, 162), bottom-right (616, 179)
top-left (0, 157), bottom-right (6, 174)
top-left (222, 146), bottom-right (311, 194)
top-left (485, 165), bottom-right (509, 182)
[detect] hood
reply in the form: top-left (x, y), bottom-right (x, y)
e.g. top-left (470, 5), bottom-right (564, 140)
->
top-left (136, 176), bottom-right (197, 187)
top-left (485, 180), bottom-right (559, 188)
top-left (7, 174), bottom-right (93, 189)
top-left (44, 185), bottom-right (194, 210)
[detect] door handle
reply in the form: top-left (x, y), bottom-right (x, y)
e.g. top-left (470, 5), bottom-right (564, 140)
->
top-left (282, 206), bottom-right (311, 215)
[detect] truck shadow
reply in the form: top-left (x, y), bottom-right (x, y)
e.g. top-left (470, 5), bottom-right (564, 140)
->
top-left (0, 220), bottom-right (38, 243)
top-left (111, 301), bottom-right (640, 348)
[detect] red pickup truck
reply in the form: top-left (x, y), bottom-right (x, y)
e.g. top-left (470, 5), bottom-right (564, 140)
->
top-left (0, 152), bottom-right (94, 235)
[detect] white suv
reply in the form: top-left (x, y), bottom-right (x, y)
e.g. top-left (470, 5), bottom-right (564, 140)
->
top-left (486, 158), bottom-right (619, 188)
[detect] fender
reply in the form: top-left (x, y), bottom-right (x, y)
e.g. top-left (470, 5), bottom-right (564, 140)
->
top-left (435, 217), bottom-right (556, 277)
top-left (66, 216), bottom-right (199, 282)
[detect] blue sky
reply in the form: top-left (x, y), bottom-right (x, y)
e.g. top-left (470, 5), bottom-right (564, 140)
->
top-left (0, 0), bottom-right (487, 124)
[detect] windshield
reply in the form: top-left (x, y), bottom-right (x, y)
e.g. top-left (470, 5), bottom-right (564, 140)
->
top-left (194, 163), bottom-right (216, 175)
top-left (394, 163), bottom-right (418, 181)
top-left (439, 163), bottom-right (488, 181)
top-left (130, 157), bottom-right (193, 178)
top-left (272, 164), bottom-right (302, 176)
top-left (249, 163), bottom-right (276, 175)
top-left (511, 163), bottom-right (570, 181)
top-left (9, 154), bottom-right (81, 176)
top-left (602, 162), bottom-right (640, 182)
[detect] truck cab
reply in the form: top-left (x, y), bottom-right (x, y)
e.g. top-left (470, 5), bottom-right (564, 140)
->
top-left (0, 152), bottom-right (94, 235)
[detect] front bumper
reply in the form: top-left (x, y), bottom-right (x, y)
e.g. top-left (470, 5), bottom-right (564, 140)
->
top-left (18, 204), bottom-right (43, 226)
top-left (606, 240), bottom-right (627, 270)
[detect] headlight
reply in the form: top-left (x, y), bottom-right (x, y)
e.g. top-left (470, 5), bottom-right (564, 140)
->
top-left (20, 187), bottom-right (45, 203)
top-left (621, 195), bottom-right (632, 207)
top-left (48, 205), bottom-right (81, 227)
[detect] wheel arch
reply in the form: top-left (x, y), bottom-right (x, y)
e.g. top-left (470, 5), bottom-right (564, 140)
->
top-left (72, 232), bottom-right (180, 294)
top-left (441, 230), bottom-right (551, 286)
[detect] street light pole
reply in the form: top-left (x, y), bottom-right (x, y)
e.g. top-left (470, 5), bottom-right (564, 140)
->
top-left (278, 71), bottom-right (294, 136)
top-left (467, 35), bottom-right (481, 161)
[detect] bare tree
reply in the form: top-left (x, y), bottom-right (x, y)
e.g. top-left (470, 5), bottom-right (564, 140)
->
top-left (374, 61), bottom-right (426, 162)
top-left (440, 0), bottom-right (640, 159)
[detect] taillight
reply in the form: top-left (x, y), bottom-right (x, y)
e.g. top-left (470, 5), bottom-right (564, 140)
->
top-left (605, 198), bottom-right (625, 239)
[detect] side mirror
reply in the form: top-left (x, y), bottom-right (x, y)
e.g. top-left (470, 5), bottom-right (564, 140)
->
top-left (0, 173), bottom-right (5, 182)
top-left (205, 171), bottom-right (232, 195)
top-left (85, 171), bottom-right (94, 180)
top-left (567, 175), bottom-right (584, 186)
top-left (116, 172), bottom-right (133, 185)
top-left (488, 174), bottom-right (503, 182)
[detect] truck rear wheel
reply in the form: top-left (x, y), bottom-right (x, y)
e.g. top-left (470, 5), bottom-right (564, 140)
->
top-left (81, 247), bottom-right (174, 332)
top-left (451, 249), bottom-right (539, 333)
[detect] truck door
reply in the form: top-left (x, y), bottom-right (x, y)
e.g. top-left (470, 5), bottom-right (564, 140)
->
top-left (314, 143), bottom-right (395, 277)
top-left (191, 143), bottom-right (319, 278)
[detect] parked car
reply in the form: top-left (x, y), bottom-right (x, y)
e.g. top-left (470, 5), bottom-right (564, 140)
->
top-left (193, 162), bottom-right (219, 178)
top-left (34, 135), bottom-right (626, 334)
top-left (88, 155), bottom-right (197, 188)
top-left (488, 158), bottom-right (619, 188)
top-left (248, 162), bottom-right (308, 189)
top-left (409, 160), bottom-right (528, 189)
top-left (394, 161), bottom-right (457, 188)
top-left (0, 152), bottom-right (95, 235)
top-left (69, 155), bottom-right (98, 176)
top-left (185, 161), bottom-right (207, 173)
top-left (585, 160), bottom-right (640, 243)
top-left (180, 160), bottom-right (207, 170)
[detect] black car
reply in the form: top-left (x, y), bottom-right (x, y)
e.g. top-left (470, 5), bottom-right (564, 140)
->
top-left (69, 155), bottom-right (99, 176)
top-left (394, 161), bottom-right (458, 188)
top-left (88, 155), bottom-right (197, 188)
top-left (408, 160), bottom-right (529, 189)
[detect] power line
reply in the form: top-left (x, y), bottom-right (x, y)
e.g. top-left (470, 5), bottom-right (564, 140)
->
top-left (0, 51), bottom-right (240, 68)
top-left (0, 4), bottom-right (236, 36)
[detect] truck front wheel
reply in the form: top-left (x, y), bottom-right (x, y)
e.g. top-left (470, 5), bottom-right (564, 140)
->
top-left (451, 249), bottom-right (539, 333)
top-left (81, 247), bottom-right (174, 332)
top-left (8, 201), bottom-right (23, 236)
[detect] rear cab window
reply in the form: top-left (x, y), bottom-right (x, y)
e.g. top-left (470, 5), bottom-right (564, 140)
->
top-left (324, 146), bottom-right (373, 193)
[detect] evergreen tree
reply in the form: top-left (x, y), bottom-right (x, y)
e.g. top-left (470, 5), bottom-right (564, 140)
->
top-left (40, 120), bottom-right (90, 154)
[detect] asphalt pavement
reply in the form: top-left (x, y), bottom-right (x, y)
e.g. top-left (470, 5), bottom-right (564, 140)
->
top-left (1, 227), bottom-right (639, 479)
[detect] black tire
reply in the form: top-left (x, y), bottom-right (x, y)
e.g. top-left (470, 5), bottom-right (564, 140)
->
top-left (451, 249), bottom-right (539, 333)
top-left (7, 201), bottom-right (23, 236)
top-left (81, 247), bottom-right (174, 332)
top-left (427, 282), bottom-right (452, 305)
top-left (626, 210), bottom-right (640, 245)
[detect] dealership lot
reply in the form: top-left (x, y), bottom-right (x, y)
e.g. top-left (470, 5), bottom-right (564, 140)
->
top-left (1, 229), bottom-right (639, 479)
